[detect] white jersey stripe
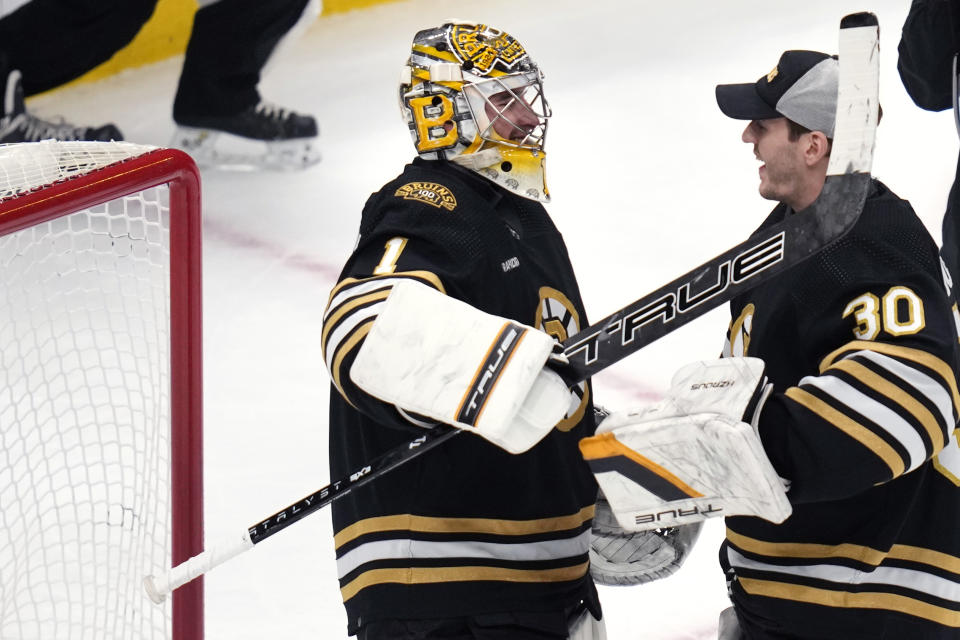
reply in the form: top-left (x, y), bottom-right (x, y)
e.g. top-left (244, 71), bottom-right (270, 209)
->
top-left (728, 547), bottom-right (960, 604)
top-left (325, 301), bottom-right (385, 374)
top-left (856, 350), bottom-right (955, 434)
top-left (799, 374), bottom-right (927, 471)
top-left (325, 277), bottom-right (407, 321)
top-left (337, 529), bottom-right (592, 579)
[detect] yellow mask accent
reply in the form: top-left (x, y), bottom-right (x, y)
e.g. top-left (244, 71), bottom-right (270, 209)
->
top-left (407, 94), bottom-right (458, 152)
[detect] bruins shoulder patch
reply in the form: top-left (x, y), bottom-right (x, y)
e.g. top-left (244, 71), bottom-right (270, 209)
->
top-left (395, 182), bottom-right (457, 211)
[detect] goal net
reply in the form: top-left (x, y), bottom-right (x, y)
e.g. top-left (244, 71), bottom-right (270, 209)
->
top-left (0, 141), bottom-right (204, 639)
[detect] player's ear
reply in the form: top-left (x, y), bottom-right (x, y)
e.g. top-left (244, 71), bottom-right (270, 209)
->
top-left (804, 131), bottom-right (831, 166)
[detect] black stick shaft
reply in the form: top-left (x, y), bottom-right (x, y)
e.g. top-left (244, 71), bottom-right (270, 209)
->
top-left (247, 427), bottom-right (459, 544)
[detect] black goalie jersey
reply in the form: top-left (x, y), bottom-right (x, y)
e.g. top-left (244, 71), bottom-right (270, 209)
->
top-left (722, 180), bottom-right (960, 638)
top-left (322, 158), bottom-right (599, 635)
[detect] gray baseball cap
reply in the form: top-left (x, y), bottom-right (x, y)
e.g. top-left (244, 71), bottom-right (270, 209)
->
top-left (715, 50), bottom-right (838, 138)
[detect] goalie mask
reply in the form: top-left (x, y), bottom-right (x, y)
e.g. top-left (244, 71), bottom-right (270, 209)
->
top-left (400, 22), bottom-right (551, 202)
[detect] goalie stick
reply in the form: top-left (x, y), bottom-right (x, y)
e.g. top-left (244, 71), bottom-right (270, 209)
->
top-left (144, 12), bottom-right (879, 604)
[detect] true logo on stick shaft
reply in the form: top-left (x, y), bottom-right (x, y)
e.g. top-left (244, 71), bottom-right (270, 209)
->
top-left (565, 233), bottom-right (785, 368)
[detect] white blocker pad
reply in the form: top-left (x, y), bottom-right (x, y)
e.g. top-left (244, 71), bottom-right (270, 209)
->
top-left (350, 279), bottom-right (570, 453)
top-left (580, 413), bottom-right (791, 530)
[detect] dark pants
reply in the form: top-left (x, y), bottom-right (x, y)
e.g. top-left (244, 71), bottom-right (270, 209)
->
top-left (0, 0), bottom-right (311, 115)
top-left (357, 609), bottom-right (580, 640)
top-left (0, 0), bottom-right (156, 95)
top-left (173, 0), bottom-right (312, 119)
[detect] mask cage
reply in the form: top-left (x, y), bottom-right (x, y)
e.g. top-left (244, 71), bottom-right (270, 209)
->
top-left (462, 70), bottom-right (550, 150)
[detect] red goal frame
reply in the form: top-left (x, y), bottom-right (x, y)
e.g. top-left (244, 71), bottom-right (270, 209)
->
top-left (0, 147), bottom-right (204, 640)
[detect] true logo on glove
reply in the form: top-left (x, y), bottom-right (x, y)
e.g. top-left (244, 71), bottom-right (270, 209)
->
top-left (456, 322), bottom-right (528, 425)
top-left (634, 504), bottom-right (723, 526)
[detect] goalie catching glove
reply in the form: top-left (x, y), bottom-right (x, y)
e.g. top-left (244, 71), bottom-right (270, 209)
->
top-left (350, 279), bottom-right (572, 454)
top-left (589, 492), bottom-right (702, 586)
top-left (579, 357), bottom-right (791, 531)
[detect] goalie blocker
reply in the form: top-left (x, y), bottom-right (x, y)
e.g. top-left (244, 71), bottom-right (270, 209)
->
top-left (579, 357), bottom-right (791, 531)
top-left (350, 279), bottom-right (572, 454)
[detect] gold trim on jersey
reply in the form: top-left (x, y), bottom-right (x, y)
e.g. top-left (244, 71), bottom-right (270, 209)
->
top-left (334, 505), bottom-right (595, 549)
top-left (323, 273), bottom-right (446, 402)
top-left (340, 561), bottom-right (590, 603)
top-left (785, 386), bottom-right (905, 477)
top-left (830, 358), bottom-right (945, 451)
top-left (331, 320), bottom-right (373, 397)
top-left (322, 289), bottom-right (390, 355)
top-left (934, 428), bottom-right (960, 486)
top-left (738, 577), bottom-right (960, 627)
top-left (728, 303), bottom-right (755, 358)
top-left (819, 341), bottom-right (960, 415)
top-left (535, 286), bottom-right (589, 432)
top-left (326, 271), bottom-right (446, 308)
top-left (728, 528), bottom-right (960, 573)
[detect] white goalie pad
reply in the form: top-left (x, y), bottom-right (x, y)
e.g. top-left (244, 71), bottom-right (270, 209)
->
top-left (580, 412), bottom-right (791, 530)
top-left (350, 279), bottom-right (570, 453)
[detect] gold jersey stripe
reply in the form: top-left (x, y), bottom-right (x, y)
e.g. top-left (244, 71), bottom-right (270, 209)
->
top-left (785, 387), bottom-right (905, 477)
top-left (322, 289), bottom-right (391, 359)
top-left (340, 561), bottom-right (590, 602)
top-left (331, 320), bottom-right (373, 398)
top-left (727, 528), bottom-right (960, 573)
top-left (326, 271), bottom-right (446, 309)
top-left (739, 577), bottom-right (960, 627)
top-left (819, 341), bottom-right (960, 416)
top-left (934, 431), bottom-right (960, 486)
top-left (334, 506), bottom-right (596, 549)
top-left (831, 358), bottom-right (945, 451)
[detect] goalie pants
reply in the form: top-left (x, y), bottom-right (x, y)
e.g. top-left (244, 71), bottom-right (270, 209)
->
top-left (355, 602), bottom-right (605, 640)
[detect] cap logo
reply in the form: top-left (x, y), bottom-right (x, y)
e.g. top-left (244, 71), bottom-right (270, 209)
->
top-left (450, 24), bottom-right (526, 75)
top-left (766, 66), bottom-right (779, 83)
top-left (395, 182), bottom-right (458, 211)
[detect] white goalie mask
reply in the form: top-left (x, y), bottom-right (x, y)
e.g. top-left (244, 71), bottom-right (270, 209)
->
top-left (399, 21), bottom-right (552, 202)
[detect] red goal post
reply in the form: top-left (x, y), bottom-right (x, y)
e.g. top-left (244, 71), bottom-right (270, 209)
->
top-left (0, 141), bottom-right (203, 639)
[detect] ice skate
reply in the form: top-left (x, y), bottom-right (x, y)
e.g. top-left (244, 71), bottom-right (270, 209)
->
top-left (0, 69), bottom-right (122, 143)
top-left (172, 101), bottom-right (319, 171)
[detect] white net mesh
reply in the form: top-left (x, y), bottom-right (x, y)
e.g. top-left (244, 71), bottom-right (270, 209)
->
top-left (0, 141), bottom-right (176, 639)
top-left (0, 140), bottom-right (157, 200)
